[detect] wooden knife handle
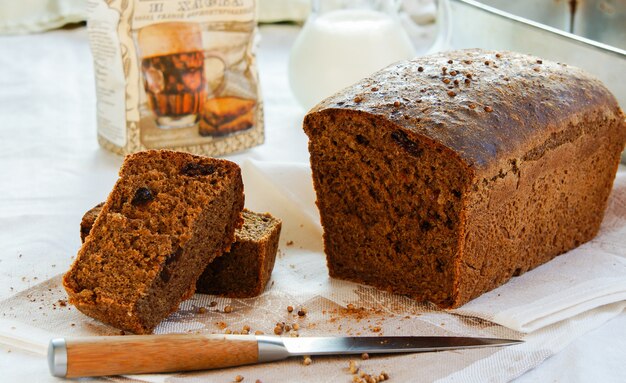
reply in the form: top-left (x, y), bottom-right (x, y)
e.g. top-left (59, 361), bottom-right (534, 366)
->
top-left (48, 334), bottom-right (259, 378)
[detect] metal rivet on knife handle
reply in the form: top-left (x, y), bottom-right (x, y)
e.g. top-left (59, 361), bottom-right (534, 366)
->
top-left (48, 338), bottom-right (67, 377)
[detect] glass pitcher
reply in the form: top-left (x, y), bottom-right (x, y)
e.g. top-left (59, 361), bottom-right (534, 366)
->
top-left (288, 0), bottom-right (417, 110)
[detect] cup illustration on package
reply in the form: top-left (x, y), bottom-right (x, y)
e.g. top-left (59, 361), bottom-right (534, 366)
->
top-left (137, 22), bottom-right (256, 137)
top-left (138, 22), bottom-right (207, 129)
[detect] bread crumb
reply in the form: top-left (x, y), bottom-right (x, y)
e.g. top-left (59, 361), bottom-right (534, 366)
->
top-left (286, 240), bottom-right (294, 246)
top-left (287, 305), bottom-right (294, 313)
top-left (216, 321), bottom-right (228, 329)
top-left (361, 353), bottom-right (369, 360)
top-left (224, 305), bottom-right (233, 313)
top-left (209, 301), bottom-right (218, 307)
top-left (297, 307), bottom-right (307, 317)
top-left (254, 330), bottom-right (264, 335)
top-left (274, 326), bottom-right (283, 335)
top-left (198, 307), bottom-right (207, 314)
top-left (303, 356), bottom-right (312, 366)
top-left (349, 360), bottom-right (359, 374)
top-left (235, 375), bottom-right (244, 382)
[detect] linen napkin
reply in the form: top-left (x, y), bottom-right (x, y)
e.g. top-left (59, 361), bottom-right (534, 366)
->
top-left (1, 159), bottom-right (625, 383)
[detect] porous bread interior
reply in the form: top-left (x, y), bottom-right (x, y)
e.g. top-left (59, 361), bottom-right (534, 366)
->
top-left (64, 151), bottom-right (243, 333)
top-left (196, 210), bottom-right (282, 297)
top-left (237, 210), bottom-right (280, 241)
top-left (79, 205), bottom-right (280, 300)
top-left (308, 110), bottom-right (470, 307)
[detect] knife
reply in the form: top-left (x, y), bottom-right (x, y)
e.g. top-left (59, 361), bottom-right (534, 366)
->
top-left (48, 334), bottom-right (522, 378)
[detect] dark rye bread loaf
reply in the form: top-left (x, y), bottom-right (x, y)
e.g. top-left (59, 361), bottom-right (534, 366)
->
top-left (64, 150), bottom-right (244, 333)
top-left (304, 49), bottom-right (626, 309)
top-left (81, 207), bottom-right (281, 298)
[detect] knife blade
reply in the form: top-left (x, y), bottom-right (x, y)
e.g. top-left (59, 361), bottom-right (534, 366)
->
top-left (48, 334), bottom-right (522, 378)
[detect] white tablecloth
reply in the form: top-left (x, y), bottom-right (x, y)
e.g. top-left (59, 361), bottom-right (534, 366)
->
top-left (0, 25), bottom-right (624, 382)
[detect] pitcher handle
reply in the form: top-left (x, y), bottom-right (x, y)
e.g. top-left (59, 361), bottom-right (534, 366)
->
top-left (428, 0), bottom-right (452, 53)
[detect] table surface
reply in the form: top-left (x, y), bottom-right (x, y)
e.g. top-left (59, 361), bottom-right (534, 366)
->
top-left (0, 24), bottom-right (624, 382)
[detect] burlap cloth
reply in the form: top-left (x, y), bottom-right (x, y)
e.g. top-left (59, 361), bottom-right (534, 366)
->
top-left (1, 160), bottom-right (625, 382)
